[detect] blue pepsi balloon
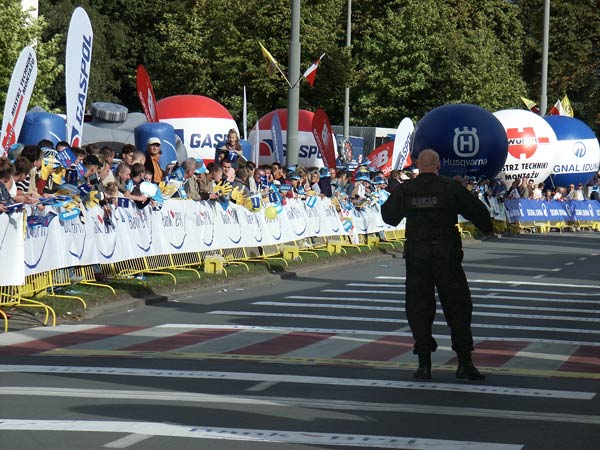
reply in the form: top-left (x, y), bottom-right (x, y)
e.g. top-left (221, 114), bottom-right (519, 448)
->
top-left (411, 104), bottom-right (508, 178)
top-left (544, 115), bottom-right (600, 187)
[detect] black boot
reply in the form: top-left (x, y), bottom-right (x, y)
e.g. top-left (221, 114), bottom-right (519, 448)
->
top-left (456, 352), bottom-right (485, 381)
top-left (414, 352), bottom-right (431, 379)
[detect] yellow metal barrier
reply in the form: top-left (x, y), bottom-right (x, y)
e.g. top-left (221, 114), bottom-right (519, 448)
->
top-left (13, 273), bottom-right (57, 328)
top-left (143, 255), bottom-right (178, 284)
top-left (76, 265), bottom-right (117, 295)
top-left (220, 247), bottom-right (251, 272)
top-left (46, 269), bottom-right (86, 308)
top-left (169, 253), bottom-right (202, 279)
top-left (246, 244), bottom-right (288, 269)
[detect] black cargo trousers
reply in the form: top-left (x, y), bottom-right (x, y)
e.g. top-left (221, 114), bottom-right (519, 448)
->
top-left (404, 237), bottom-right (474, 355)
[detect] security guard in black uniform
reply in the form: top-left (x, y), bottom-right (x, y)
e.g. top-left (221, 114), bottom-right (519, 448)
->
top-left (381, 149), bottom-right (493, 381)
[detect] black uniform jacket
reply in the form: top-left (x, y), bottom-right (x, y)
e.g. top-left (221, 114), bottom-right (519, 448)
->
top-left (380, 173), bottom-right (493, 241)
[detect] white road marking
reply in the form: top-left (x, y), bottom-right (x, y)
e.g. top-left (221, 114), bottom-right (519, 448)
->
top-left (286, 296), bottom-right (600, 313)
top-left (349, 283), bottom-right (600, 297)
top-left (322, 290), bottom-right (600, 305)
top-left (103, 433), bottom-right (152, 448)
top-left (207, 310), bottom-right (600, 335)
top-left (255, 302), bottom-right (600, 323)
top-left (376, 276), bottom-right (600, 289)
top-left (246, 381), bottom-right (278, 392)
top-left (0, 369), bottom-right (593, 399)
top-left (0, 420), bottom-right (525, 449)
top-left (155, 324), bottom-right (599, 346)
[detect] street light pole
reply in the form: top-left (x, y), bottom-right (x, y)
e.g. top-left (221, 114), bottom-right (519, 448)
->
top-left (286, 0), bottom-right (301, 166)
top-left (343, 0), bottom-right (351, 140)
top-left (540, 0), bottom-right (550, 116)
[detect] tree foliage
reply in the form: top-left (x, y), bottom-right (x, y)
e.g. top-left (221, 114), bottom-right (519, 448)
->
top-left (0, 0), bottom-right (61, 117)
top-left (2, 0), bottom-right (599, 132)
top-left (517, 0), bottom-right (600, 129)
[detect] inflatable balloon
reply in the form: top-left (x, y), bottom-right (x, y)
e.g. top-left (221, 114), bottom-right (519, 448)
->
top-left (248, 109), bottom-right (337, 168)
top-left (411, 104), bottom-right (508, 179)
top-left (157, 95), bottom-right (239, 162)
top-left (19, 111), bottom-right (66, 146)
top-left (83, 102), bottom-right (147, 151)
top-left (265, 205), bottom-right (277, 220)
top-left (544, 115), bottom-right (600, 188)
top-left (493, 109), bottom-right (558, 187)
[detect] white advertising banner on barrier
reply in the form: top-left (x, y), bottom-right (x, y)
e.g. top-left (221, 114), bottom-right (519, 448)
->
top-left (1, 197), bottom-right (404, 286)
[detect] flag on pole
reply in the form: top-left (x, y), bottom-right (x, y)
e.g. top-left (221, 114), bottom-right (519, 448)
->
top-left (303, 53), bottom-right (326, 87)
top-left (243, 85), bottom-right (248, 140)
top-left (259, 42), bottom-right (291, 87)
top-left (521, 97), bottom-right (540, 115)
top-left (560, 95), bottom-right (573, 117)
top-left (547, 96), bottom-right (573, 117)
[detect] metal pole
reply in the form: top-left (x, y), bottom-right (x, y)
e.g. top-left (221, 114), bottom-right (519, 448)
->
top-left (286, 0), bottom-right (301, 167)
top-left (540, 0), bottom-right (550, 116)
top-left (343, 0), bottom-right (351, 140)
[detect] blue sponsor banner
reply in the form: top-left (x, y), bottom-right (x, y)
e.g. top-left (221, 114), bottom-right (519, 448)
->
top-left (568, 200), bottom-right (600, 221)
top-left (503, 199), bottom-right (600, 223)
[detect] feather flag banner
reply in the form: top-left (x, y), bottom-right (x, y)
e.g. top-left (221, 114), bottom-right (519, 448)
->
top-left (303, 53), bottom-right (326, 87)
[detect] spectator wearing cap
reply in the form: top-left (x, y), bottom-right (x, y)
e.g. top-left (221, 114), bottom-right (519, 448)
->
top-left (318, 167), bottom-right (332, 197)
top-left (194, 158), bottom-right (212, 200)
top-left (287, 171), bottom-right (305, 198)
top-left (144, 137), bottom-right (164, 183)
top-left (352, 171), bottom-right (371, 203)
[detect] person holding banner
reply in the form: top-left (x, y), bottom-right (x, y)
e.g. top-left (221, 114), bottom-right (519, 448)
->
top-left (381, 149), bottom-right (493, 382)
top-left (216, 129), bottom-right (243, 166)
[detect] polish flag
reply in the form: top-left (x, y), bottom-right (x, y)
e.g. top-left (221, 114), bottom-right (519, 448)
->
top-left (303, 53), bottom-right (325, 87)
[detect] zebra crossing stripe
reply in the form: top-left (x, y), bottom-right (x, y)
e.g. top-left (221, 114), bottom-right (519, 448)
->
top-left (257, 301), bottom-right (600, 323)
top-left (348, 283), bottom-right (600, 297)
top-left (286, 296), bottom-right (600, 314)
top-left (0, 369), bottom-right (593, 398)
top-left (208, 310), bottom-right (600, 334)
top-left (0, 419), bottom-right (524, 449)
top-left (322, 290), bottom-right (600, 305)
top-left (375, 276), bottom-right (600, 289)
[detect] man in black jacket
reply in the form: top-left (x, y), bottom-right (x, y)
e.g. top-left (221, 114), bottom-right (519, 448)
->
top-left (381, 149), bottom-right (493, 381)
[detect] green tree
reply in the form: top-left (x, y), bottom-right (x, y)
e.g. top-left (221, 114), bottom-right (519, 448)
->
top-left (0, 0), bottom-right (61, 118)
top-left (156, 0), bottom-right (349, 127)
top-left (352, 0), bottom-right (526, 127)
top-left (517, 0), bottom-right (600, 129)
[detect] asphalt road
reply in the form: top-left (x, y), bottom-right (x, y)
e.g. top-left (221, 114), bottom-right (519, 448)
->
top-left (1, 232), bottom-right (599, 450)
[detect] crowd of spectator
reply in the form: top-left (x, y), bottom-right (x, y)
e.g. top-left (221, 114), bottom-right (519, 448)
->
top-left (1, 133), bottom-right (600, 218)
